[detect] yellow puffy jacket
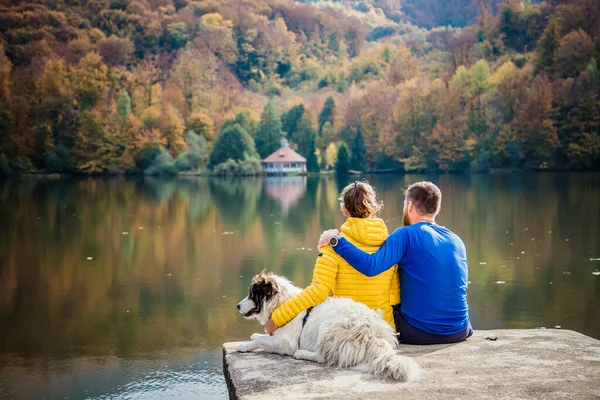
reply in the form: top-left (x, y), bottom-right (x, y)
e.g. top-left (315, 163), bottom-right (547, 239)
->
top-left (271, 217), bottom-right (400, 330)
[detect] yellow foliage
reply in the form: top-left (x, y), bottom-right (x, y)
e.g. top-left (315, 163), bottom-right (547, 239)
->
top-left (72, 52), bottom-right (109, 108)
top-left (387, 44), bottom-right (420, 85)
top-left (429, 123), bottom-right (467, 170)
top-left (199, 13), bottom-right (233, 29)
top-left (488, 61), bottom-right (516, 88)
top-left (187, 112), bottom-right (215, 141)
top-left (141, 107), bottom-right (161, 130)
top-left (0, 45), bottom-right (11, 104)
top-left (36, 58), bottom-right (72, 101)
top-left (135, 129), bottom-right (166, 152)
top-left (159, 105), bottom-right (186, 156)
top-left (325, 142), bottom-right (338, 167)
top-left (170, 47), bottom-right (220, 113)
top-left (198, 13), bottom-right (237, 64)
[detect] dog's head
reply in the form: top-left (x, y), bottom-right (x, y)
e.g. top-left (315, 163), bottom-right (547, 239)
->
top-left (237, 270), bottom-right (281, 325)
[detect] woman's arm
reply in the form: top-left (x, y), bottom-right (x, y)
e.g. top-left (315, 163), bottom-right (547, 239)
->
top-left (271, 246), bottom-right (339, 328)
top-left (332, 228), bottom-right (407, 277)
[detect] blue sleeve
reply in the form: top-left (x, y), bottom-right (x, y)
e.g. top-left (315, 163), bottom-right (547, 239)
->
top-left (333, 228), bottom-right (407, 277)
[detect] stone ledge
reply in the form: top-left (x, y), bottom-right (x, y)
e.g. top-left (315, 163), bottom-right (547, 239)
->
top-left (223, 329), bottom-right (600, 400)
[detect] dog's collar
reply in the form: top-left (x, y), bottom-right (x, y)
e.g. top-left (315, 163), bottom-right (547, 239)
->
top-left (298, 307), bottom-right (314, 348)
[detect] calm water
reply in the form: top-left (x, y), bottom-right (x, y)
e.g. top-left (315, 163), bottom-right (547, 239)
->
top-left (1, 173), bottom-right (599, 399)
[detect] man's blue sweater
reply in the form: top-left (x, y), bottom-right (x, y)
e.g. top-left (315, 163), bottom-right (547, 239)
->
top-left (333, 222), bottom-right (470, 335)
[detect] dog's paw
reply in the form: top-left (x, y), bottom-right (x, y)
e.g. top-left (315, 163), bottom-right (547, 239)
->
top-left (250, 333), bottom-right (264, 341)
top-left (236, 343), bottom-right (253, 353)
top-left (293, 350), bottom-right (310, 359)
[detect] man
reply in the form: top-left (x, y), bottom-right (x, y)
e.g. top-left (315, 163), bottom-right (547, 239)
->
top-left (318, 181), bottom-right (472, 345)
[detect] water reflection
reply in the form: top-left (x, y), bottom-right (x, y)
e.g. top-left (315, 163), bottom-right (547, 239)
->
top-left (0, 173), bottom-right (599, 399)
top-left (265, 176), bottom-right (307, 215)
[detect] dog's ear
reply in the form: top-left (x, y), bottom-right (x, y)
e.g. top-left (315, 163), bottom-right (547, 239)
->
top-left (255, 272), bottom-right (279, 297)
top-left (262, 278), bottom-right (278, 296)
top-left (248, 273), bottom-right (279, 312)
top-left (252, 270), bottom-right (269, 285)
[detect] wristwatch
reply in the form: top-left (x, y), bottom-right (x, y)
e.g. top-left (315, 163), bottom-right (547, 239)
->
top-left (329, 236), bottom-right (341, 247)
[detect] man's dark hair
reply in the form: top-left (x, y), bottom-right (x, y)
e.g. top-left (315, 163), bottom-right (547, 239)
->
top-left (405, 181), bottom-right (442, 214)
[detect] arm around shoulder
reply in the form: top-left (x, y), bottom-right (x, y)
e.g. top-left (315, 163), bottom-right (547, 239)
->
top-left (334, 228), bottom-right (407, 277)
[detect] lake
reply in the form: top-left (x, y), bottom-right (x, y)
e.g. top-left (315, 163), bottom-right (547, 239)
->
top-left (1, 173), bottom-right (599, 399)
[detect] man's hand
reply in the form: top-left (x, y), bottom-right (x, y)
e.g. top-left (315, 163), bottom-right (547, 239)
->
top-left (264, 317), bottom-right (278, 336)
top-left (318, 229), bottom-right (340, 249)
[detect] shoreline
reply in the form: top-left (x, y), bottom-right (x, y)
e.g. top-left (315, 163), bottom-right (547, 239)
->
top-left (2, 167), bottom-right (598, 180)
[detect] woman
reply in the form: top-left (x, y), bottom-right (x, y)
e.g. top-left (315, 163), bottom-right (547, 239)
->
top-left (265, 181), bottom-right (399, 334)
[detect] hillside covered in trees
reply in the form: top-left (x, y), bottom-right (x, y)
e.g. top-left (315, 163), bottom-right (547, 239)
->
top-left (0, 0), bottom-right (599, 175)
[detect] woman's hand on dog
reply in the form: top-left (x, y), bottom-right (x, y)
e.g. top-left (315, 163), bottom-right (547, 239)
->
top-left (318, 229), bottom-right (339, 249)
top-left (264, 317), bottom-right (278, 335)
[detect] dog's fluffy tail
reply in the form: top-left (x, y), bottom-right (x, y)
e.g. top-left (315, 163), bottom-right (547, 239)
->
top-left (318, 318), bottom-right (420, 382)
top-left (367, 339), bottom-right (420, 381)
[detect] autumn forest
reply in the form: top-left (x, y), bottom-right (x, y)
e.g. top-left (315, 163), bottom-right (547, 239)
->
top-left (0, 0), bottom-right (599, 175)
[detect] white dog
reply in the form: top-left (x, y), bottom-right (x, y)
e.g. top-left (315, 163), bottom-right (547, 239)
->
top-left (236, 271), bottom-right (420, 381)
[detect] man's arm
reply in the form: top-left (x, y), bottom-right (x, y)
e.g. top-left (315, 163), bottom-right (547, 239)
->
top-left (332, 228), bottom-right (407, 277)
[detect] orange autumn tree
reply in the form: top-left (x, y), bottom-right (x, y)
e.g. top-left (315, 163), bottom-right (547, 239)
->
top-left (0, 44), bottom-right (16, 158)
top-left (514, 74), bottom-right (559, 168)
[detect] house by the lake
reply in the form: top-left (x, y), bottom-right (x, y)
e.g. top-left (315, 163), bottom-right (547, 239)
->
top-left (262, 138), bottom-right (306, 175)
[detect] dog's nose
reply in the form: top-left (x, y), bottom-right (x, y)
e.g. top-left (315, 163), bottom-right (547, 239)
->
top-left (237, 303), bottom-right (241, 310)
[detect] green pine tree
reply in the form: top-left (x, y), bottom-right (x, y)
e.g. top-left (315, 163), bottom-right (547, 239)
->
top-left (339, 125), bottom-right (354, 145)
top-left (586, 58), bottom-right (599, 90)
top-left (117, 90), bottom-right (132, 121)
top-left (282, 103), bottom-right (305, 143)
top-left (318, 97), bottom-right (335, 134)
top-left (336, 143), bottom-right (350, 175)
top-left (350, 125), bottom-right (366, 171)
top-left (536, 23), bottom-right (559, 74)
top-left (0, 108), bottom-right (15, 155)
top-left (306, 133), bottom-right (320, 173)
top-left (255, 102), bottom-right (284, 158)
top-left (222, 112), bottom-right (257, 137)
top-left (208, 123), bottom-right (258, 169)
top-left (295, 115), bottom-right (315, 157)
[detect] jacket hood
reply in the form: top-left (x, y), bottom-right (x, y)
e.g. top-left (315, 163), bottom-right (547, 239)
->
top-left (340, 217), bottom-right (389, 247)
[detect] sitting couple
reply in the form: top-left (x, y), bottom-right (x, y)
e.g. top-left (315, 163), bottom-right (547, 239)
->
top-left (264, 180), bottom-right (473, 345)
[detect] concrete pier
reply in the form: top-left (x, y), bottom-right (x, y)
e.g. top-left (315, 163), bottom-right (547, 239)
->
top-left (223, 329), bottom-right (600, 399)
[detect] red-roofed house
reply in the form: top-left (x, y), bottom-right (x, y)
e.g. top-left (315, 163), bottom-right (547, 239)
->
top-left (262, 138), bottom-right (306, 174)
